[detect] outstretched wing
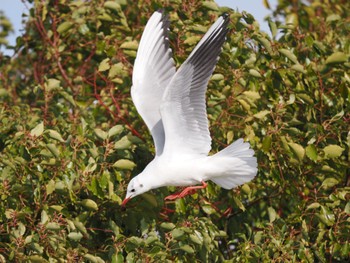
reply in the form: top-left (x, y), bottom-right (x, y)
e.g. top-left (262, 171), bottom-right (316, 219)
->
top-left (131, 10), bottom-right (176, 156)
top-left (160, 14), bottom-right (229, 157)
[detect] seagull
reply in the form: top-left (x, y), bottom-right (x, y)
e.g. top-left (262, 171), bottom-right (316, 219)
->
top-left (122, 11), bottom-right (257, 206)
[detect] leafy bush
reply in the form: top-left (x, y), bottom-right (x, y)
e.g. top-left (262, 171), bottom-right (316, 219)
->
top-left (0, 0), bottom-right (349, 262)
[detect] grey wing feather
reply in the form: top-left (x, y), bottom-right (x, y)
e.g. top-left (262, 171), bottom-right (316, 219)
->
top-left (161, 15), bottom-right (229, 156)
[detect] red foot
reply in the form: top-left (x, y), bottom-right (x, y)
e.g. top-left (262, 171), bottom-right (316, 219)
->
top-left (164, 181), bottom-right (208, 201)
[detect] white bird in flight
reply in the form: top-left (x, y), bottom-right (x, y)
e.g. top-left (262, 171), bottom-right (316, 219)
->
top-left (122, 11), bottom-right (257, 206)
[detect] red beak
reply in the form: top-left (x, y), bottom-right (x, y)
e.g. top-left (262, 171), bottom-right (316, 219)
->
top-left (122, 197), bottom-right (131, 207)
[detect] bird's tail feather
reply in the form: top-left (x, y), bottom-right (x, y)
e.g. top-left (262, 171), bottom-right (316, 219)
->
top-left (210, 139), bottom-right (257, 189)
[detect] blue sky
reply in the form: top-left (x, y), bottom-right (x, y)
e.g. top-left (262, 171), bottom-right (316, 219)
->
top-left (0, 0), bottom-right (276, 55)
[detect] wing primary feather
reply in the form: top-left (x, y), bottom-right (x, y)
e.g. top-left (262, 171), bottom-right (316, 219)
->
top-left (161, 14), bottom-right (230, 156)
top-left (131, 10), bottom-right (176, 156)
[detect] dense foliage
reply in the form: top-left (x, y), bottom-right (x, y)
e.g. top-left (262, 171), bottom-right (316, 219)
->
top-left (0, 0), bottom-right (349, 261)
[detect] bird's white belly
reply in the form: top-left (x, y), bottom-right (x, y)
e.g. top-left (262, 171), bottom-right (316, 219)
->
top-left (151, 156), bottom-right (210, 187)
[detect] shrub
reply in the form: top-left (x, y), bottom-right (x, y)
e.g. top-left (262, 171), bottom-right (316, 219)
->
top-left (0, 0), bottom-right (349, 261)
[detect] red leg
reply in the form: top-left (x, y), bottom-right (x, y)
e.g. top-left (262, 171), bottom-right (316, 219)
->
top-left (164, 181), bottom-right (208, 201)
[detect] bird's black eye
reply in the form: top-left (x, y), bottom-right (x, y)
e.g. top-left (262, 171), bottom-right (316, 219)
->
top-left (131, 189), bottom-right (135, 193)
top-left (140, 184), bottom-right (143, 187)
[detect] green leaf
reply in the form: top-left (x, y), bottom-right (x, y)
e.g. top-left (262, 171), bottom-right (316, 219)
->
top-left (104, 1), bottom-right (121, 12)
top-left (94, 128), bottom-right (108, 140)
top-left (120, 40), bottom-right (138, 50)
top-left (305, 144), bottom-right (318, 161)
top-left (262, 136), bottom-right (272, 153)
top-left (98, 12), bottom-right (113, 22)
top-left (267, 18), bottom-right (277, 38)
top-left (184, 36), bottom-right (201, 45)
top-left (113, 159), bottom-right (136, 170)
top-left (306, 202), bottom-right (320, 210)
top-left (171, 228), bottom-right (185, 240)
top-left (160, 222), bottom-right (176, 231)
top-left (321, 178), bottom-right (339, 189)
top-left (57, 21), bottom-right (73, 34)
top-left (46, 143), bottom-right (60, 158)
top-left (279, 48), bottom-right (299, 64)
top-left (98, 58), bottom-right (110, 72)
top-left (291, 64), bottom-right (306, 74)
top-left (179, 244), bottom-right (194, 253)
top-left (73, 220), bottom-right (88, 235)
top-left (254, 110), bottom-right (270, 119)
top-left (238, 99), bottom-right (250, 111)
top-left (325, 52), bottom-right (348, 64)
top-left (323, 144), bottom-right (344, 158)
top-left (111, 252), bottom-right (124, 263)
top-left (68, 232), bottom-right (83, 241)
top-left (108, 125), bottom-right (124, 138)
top-left (114, 136), bottom-right (132, 149)
top-left (83, 254), bottom-right (104, 263)
top-left (249, 69), bottom-right (262, 78)
top-left (202, 1), bottom-right (219, 11)
top-left (189, 232), bottom-right (203, 245)
top-left (202, 205), bottom-right (217, 215)
top-left (288, 142), bottom-right (305, 161)
top-left (78, 23), bottom-right (89, 35)
top-left (268, 206), bottom-right (277, 223)
top-left (26, 255), bottom-right (48, 263)
top-left (326, 14), bottom-right (341, 22)
top-left (59, 91), bottom-right (76, 106)
top-left (211, 73), bottom-right (224, 81)
top-left (46, 78), bottom-right (61, 92)
top-left (108, 63), bottom-right (126, 79)
top-left (226, 131), bottom-right (234, 144)
top-left (254, 231), bottom-right (263, 244)
top-left (233, 197), bottom-right (246, 211)
top-left (81, 199), bottom-right (98, 211)
top-left (30, 122), bottom-right (44, 137)
top-left (41, 210), bottom-right (49, 224)
top-left (318, 206), bottom-right (335, 226)
top-left (47, 129), bottom-right (65, 142)
top-left (243, 91), bottom-right (261, 101)
top-left (50, 205), bottom-right (63, 212)
top-left (344, 202), bottom-right (350, 214)
top-left (46, 222), bottom-right (61, 231)
top-left (241, 184), bottom-right (251, 195)
top-left (256, 36), bottom-right (273, 54)
top-left (46, 179), bottom-right (55, 195)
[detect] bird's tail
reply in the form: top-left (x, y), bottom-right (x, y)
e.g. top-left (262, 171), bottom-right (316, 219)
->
top-left (210, 139), bottom-right (257, 189)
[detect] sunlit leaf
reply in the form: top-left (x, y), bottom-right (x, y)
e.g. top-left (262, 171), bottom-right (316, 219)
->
top-left (268, 207), bottom-right (277, 223)
top-left (94, 128), bottom-right (108, 140)
top-left (171, 228), bottom-right (185, 240)
top-left (279, 48), bottom-right (299, 64)
top-left (305, 144), bottom-right (317, 161)
top-left (57, 21), bottom-right (73, 34)
top-left (288, 142), bottom-right (305, 161)
top-left (202, 1), bottom-right (219, 11)
top-left (104, 1), bottom-right (121, 12)
top-left (81, 199), bottom-right (99, 211)
top-left (254, 110), bottom-right (270, 119)
top-left (321, 178), bottom-right (339, 189)
top-left (30, 122), bottom-right (44, 137)
top-left (323, 144), bottom-right (344, 158)
top-left (179, 244), bottom-right (194, 253)
top-left (113, 159), bottom-right (136, 170)
top-left (68, 232), bottom-right (83, 241)
top-left (98, 58), bottom-right (110, 72)
top-left (325, 52), bottom-right (348, 64)
top-left (47, 129), bottom-right (65, 142)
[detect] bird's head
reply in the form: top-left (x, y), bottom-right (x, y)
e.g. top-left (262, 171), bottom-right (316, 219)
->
top-left (122, 175), bottom-right (150, 206)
